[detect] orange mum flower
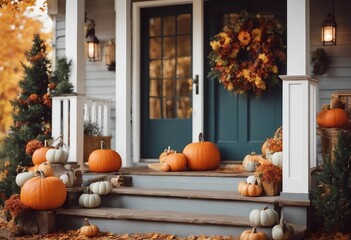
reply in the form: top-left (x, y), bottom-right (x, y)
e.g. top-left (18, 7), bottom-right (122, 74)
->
top-left (238, 31), bottom-right (251, 46)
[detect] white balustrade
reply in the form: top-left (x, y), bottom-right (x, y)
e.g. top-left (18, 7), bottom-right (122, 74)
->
top-left (52, 94), bottom-right (111, 166)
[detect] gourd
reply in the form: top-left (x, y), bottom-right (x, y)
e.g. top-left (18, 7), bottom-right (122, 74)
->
top-left (238, 181), bottom-right (262, 197)
top-left (242, 152), bottom-right (262, 172)
top-left (89, 181), bottom-right (113, 195)
top-left (317, 108), bottom-right (348, 128)
top-left (60, 172), bottom-right (75, 188)
top-left (15, 170), bottom-right (36, 187)
top-left (20, 170), bottom-right (67, 210)
top-left (246, 175), bottom-right (261, 185)
top-left (165, 151), bottom-right (187, 171)
top-left (37, 162), bottom-right (54, 177)
top-left (80, 218), bottom-right (100, 237)
top-left (249, 205), bottom-right (279, 227)
top-left (160, 163), bottom-right (171, 172)
top-left (272, 217), bottom-right (294, 240)
top-left (159, 146), bottom-right (175, 164)
top-left (261, 140), bottom-right (268, 158)
top-left (88, 141), bottom-right (122, 173)
top-left (240, 227), bottom-right (267, 240)
top-left (32, 140), bottom-right (51, 165)
top-left (183, 133), bottom-right (220, 171)
top-left (79, 191), bottom-right (101, 208)
top-left (272, 151), bottom-right (283, 168)
top-left (46, 145), bottom-right (68, 164)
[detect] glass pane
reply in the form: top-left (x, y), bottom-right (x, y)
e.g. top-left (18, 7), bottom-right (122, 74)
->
top-left (149, 17), bottom-right (161, 37)
top-left (163, 37), bottom-right (175, 58)
top-left (163, 98), bottom-right (175, 118)
top-left (163, 79), bottom-right (175, 97)
top-left (177, 97), bottom-right (191, 119)
top-left (149, 38), bottom-right (161, 59)
top-left (163, 16), bottom-right (175, 35)
top-left (150, 79), bottom-right (161, 97)
top-left (177, 36), bottom-right (191, 57)
top-left (163, 58), bottom-right (175, 78)
top-left (177, 14), bottom-right (191, 34)
top-left (149, 98), bottom-right (161, 119)
top-left (149, 60), bottom-right (162, 78)
top-left (177, 78), bottom-right (191, 97)
top-left (176, 56), bottom-right (191, 78)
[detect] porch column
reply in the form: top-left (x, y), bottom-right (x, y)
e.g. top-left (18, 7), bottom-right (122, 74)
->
top-left (65, 0), bottom-right (85, 94)
top-left (115, 0), bottom-right (132, 166)
top-left (281, 0), bottom-right (318, 197)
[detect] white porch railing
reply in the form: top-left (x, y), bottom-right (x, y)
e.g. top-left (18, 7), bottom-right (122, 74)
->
top-left (51, 94), bottom-right (112, 167)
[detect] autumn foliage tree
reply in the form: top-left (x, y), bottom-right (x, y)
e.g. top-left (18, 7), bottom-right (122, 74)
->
top-left (0, 0), bottom-right (49, 138)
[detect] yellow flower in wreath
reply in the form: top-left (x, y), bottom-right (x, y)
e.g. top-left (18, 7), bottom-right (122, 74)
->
top-left (251, 28), bottom-right (262, 42)
top-left (238, 31), bottom-right (251, 46)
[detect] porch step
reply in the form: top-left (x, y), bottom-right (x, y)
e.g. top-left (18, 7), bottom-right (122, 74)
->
top-left (100, 187), bottom-right (279, 217)
top-left (55, 207), bottom-right (306, 238)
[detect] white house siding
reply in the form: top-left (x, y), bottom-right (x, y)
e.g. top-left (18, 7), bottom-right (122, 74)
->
top-left (53, 0), bottom-right (66, 59)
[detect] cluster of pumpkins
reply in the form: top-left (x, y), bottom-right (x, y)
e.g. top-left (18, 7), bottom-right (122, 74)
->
top-left (78, 180), bottom-right (113, 208)
top-left (240, 206), bottom-right (294, 240)
top-left (158, 133), bottom-right (220, 172)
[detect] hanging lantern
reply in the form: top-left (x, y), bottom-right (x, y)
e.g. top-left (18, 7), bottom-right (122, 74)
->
top-left (105, 39), bottom-right (116, 71)
top-left (321, 0), bottom-right (337, 46)
top-left (85, 15), bottom-right (100, 61)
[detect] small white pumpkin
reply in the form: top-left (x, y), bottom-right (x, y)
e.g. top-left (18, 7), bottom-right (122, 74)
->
top-left (272, 151), bottom-right (283, 168)
top-left (60, 172), bottom-right (75, 187)
top-left (15, 171), bottom-right (36, 187)
top-left (90, 181), bottom-right (113, 195)
top-left (46, 147), bottom-right (68, 164)
top-left (246, 175), bottom-right (261, 185)
top-left (249, 205), bottom-right (279, 227)
top-left (78, 193), bottom-right (101, 208)
top-left (272, 217), bottom-right (294, 240)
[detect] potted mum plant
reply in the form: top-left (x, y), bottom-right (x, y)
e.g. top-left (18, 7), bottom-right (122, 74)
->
top-left (255, 163), bottom-right (282, 196)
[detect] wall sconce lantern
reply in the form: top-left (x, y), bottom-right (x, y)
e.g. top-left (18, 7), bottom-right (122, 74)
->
top-left (85, 14), bottom-right (100, 61)
top-left (321, 0), bottom-right (337, 46)
top-left (105, 39), bottom-right (116, 71)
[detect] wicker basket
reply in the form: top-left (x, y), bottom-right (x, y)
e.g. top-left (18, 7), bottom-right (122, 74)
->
top-left (83, 135), bottom-right (112, 163)
top-left (262, 181), bottom-right (282, 196)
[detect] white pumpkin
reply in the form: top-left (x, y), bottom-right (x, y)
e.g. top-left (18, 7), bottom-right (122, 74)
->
top-left (246, 175), bottom-right (261, 185)
top-left (249, 206), bottom-right (279, 227)
top-left (15, 171), bottom-right (35, 187)
top-left (272, 217), bottom-right (294, 240)
top-left (60, 172), bottom-right (75, 187)
top-left (90, 181), bottom-right (113, 195)
top-left (272, 151), bottom-right (283, 168)
top-left (46, 147), bottom-right (68, 164)
top-left (79, 193), bottom-right (101, 208)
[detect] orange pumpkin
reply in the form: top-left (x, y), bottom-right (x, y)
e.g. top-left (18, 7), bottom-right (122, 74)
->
top-left (80, 218), bottom-right (100, 237)
top-left (20, 170), bottom-right (67, 210)
top-left (242, 152), bottom-right (264, 171)
top-left (317, 108), bottom-right (348, 128)
top-left (37, 162), bottom-right (54, 177)
top-left (240, 227), bottom-right (267, 240)
top-left (32, 140), bottom-right (51, 165)
top-left (238, 181), bottom-right (263, 197)
top-left (165, 152), bottom-right (187, 171)
top-left (159, 146), bottom-right (175, 164)
top-left (88, 141), bottom-right (122, 173)
top-left (261, 140), bottom-right (268, 157)
top-left (183, 133), bottom-right (220, 171)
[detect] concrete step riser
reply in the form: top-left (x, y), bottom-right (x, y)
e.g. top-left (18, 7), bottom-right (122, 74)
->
top-left (100, 194), bottom-right (278, 217)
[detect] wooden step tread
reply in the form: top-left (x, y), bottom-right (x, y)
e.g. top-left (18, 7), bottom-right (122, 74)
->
top-left (110, 187), bottom-right (279, 204)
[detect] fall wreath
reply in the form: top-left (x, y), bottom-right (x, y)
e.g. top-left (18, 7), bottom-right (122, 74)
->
top-left (208, 11), bottom-right (286, 96)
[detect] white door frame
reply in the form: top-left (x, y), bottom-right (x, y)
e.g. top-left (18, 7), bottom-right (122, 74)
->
top-left (132, 0), bottom-right (204, 163)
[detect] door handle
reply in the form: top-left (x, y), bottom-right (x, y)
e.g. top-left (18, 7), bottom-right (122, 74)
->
top-left (192, 75), bottom-right (199, 95)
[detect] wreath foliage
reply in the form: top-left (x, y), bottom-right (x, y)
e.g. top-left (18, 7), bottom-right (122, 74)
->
top-left (208, 11), bottom-right (286, 96)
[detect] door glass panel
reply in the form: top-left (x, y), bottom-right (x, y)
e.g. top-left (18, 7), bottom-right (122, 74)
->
top-left (163, 79), bottom-right (175, 97)
top-left (163, 16), bottom-right (175, 35)
top-left (163, 37), bottom-right (176, 58)
top-left (177, 78), bottom-right (191, 96)
top-left (177, 97), bottom-right (191, 118)
top-left (149, 60), bottom-right (162, 78)
top-left (149, 38), bottom-right (161, 58)
top-left (149, 17), bottom-right (161, 36)
top-left (177, 14), bottom-right (191, 34)
top-left (149, 79), bottom-right (161, 97)
top-left (149, 98), bottom-right (161, 119)
top-left (177, 36), bottom-right (191, 56)
top-left (163, 98), bottom-right (175, 118)
top-left (176, 56), bottom-right (191, 77)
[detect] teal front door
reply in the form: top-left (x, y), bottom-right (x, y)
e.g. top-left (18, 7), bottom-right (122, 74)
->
top-left (140, 5), bottom-right (193, 159)
top-left (204, 0), bottom-right (286, 160)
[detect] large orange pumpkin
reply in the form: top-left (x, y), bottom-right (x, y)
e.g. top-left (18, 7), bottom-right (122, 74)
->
top-left (183, 133), bottom-right (220, 171)
top-left (32, 140), bottom-right (51, 165)
top-left (165, 152), bottom-right (187, 171)
top-left (20, 170), bottom-right (67, 210)
top-left (88, 141), bottom-right (122, 173)
top-left (317, 108), bottom-right (348, 128)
